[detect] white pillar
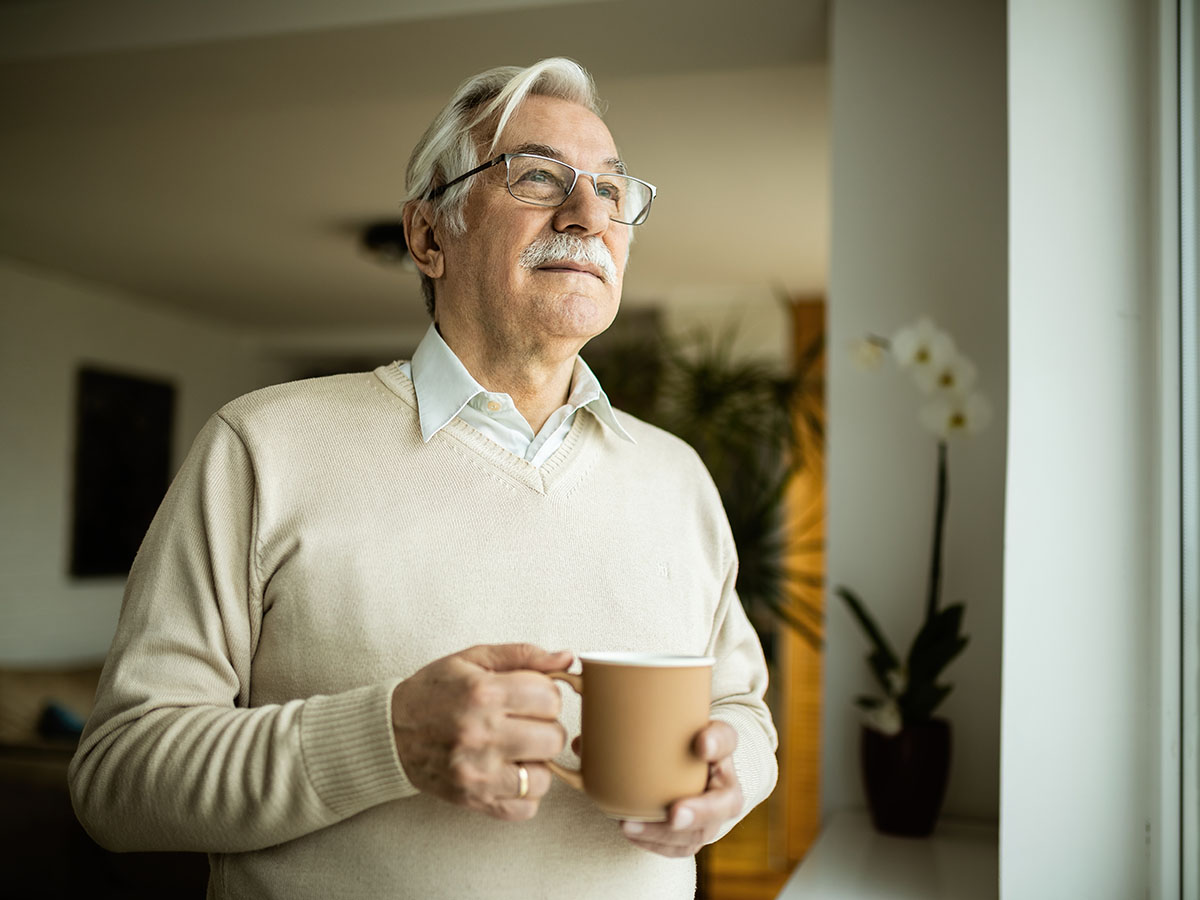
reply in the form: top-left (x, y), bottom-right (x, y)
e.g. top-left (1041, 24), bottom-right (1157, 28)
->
top-left (1002, 1), bottom-right (1162, 896)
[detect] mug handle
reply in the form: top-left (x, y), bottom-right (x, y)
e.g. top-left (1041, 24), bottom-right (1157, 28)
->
top-left (544, 671), bottom-right (584, 791)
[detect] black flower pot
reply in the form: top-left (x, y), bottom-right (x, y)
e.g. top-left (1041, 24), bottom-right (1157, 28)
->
top-left (861, 717), bottom-right (951, 837)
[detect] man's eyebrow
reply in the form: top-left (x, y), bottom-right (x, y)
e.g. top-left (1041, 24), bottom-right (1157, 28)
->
top-left (506, 142), bottom-right (628, 174)
top-left (507, 142), bottom-right (559, 159)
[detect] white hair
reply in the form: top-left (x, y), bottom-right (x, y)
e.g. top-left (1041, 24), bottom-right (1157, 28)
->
top-left (403, 57), bottom-right (603, 316)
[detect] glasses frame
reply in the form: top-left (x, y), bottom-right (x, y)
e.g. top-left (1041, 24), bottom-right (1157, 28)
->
top-left (426, 152), bottom-right (657, 226)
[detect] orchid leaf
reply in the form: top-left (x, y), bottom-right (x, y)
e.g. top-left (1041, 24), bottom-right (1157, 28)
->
top-left (907, 602), bottom-right (969, 683)
top-left (901, 682), bottom-right (953, 722)
top-left (867, 651), bottom-right (895, 692)
top-left (835, 586), bottom-right (900, 685)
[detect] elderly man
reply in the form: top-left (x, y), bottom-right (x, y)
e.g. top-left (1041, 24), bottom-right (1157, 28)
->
top-left (69, 58), bottom-right (777, 899)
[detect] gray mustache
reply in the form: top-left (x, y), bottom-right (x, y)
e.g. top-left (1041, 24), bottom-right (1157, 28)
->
top-left (518, 233), bottom-right (618, 284)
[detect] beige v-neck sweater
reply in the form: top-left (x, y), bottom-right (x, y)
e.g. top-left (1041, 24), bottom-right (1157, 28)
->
top-left (69, 365), bottom-right (777, 900)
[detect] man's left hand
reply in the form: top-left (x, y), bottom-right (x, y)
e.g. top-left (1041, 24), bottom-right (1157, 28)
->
top-left (619, 720), bottom-right (743, 857)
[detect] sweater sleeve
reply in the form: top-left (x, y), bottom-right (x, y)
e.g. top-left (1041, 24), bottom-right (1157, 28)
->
top-left (705, 548), bottom-right (779, 840)
top-left (68, 414), bottom-right (419, 854)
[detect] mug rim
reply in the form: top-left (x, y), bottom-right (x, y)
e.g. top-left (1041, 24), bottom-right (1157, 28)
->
top-left (578, 652), bottom-right (715, 667)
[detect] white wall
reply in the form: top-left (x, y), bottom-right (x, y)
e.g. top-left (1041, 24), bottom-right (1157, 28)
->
top-left (1002, 1), bottom-right (1159, 896)
top-left (607, 63), bottom-right (830, 305)
top-left (0, 257), bottom-right (293, 665)
top-left (826, 0), bottom-right (1008, 821)
top-left (660, 285), bottom-right (793, 368)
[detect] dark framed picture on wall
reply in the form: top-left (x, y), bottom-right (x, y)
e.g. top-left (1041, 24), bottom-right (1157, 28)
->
top-left (69, 366), bottom-right (175, 577)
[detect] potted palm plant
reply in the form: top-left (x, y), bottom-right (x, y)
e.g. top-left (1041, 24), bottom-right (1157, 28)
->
top-left (590, 322), bottom-right (825, 654)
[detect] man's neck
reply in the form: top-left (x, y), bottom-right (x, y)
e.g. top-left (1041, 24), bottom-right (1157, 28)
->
top-left (436, 322), bottom-right (580, 434)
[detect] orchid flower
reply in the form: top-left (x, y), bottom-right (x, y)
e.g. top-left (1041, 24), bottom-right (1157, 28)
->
top-left (919, 391), bottom-right (993, 438)
top-left (913, 351), bottom-right (978, 396)
top-left (891, 318), bottom-right (956, 375)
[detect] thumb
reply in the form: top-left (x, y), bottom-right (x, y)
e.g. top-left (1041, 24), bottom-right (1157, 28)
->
top-left (693, 720), bottom-right (738, 761)
top-left (461, 643), bottom-right (574, 673)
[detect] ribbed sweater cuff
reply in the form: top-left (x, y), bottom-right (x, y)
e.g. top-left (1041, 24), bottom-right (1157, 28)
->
top-left (300, 678), bottom-right (417, 817)
top-left (709, 706), bottom-right (778, 834)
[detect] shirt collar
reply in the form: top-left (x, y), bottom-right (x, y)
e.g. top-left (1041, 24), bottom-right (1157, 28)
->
top-left (409, 323), bottom-right (635, 445)
top-left (564, 353), bottom-right (635, 444)
top-left (409, 323), bottom-right (488, 442)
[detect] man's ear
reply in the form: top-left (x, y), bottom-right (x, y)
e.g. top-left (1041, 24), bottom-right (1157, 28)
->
top-left (403, 201), bottom-right (445, 279)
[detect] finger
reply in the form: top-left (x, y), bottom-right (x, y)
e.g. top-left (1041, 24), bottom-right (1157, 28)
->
top-left (493, 670), bottom-right (564, 718)
top-left (489, 797), bottom-right (541, 822)
top-left (494, 717), bottom-right (567, 762)
top-left (623, 834), bottom-right (700, 858)
top-left (622, 819), bottom-right (687, 843)
top-left (483, 764), bottom-right (554, 822)
top-left (621, 821), bottom-right (705, 857)
top-left (510, 761), bottom-right (553, 800)
top-left (667, 760), bottom-right (743, 832)
top-left (700, 752), bottom-right (739, 792)
top-left (692, 720), bottom-right (738, 762)
top-left (462, 643), bottom-right (574, 674)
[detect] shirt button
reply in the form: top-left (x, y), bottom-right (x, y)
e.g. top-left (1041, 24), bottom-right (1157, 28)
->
top-left (486, 400), bottom-right (501, 412)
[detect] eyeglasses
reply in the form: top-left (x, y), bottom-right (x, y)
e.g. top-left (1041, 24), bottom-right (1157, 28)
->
top-left (426, 153), bottom-right (657, 226)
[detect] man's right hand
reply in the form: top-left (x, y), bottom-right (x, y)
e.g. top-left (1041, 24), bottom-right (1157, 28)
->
top-left (390, 644), bottom-right (573, 821)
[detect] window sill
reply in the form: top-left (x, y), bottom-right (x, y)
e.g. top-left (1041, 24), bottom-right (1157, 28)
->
top-left (777, 809), bottom-right (999, 899)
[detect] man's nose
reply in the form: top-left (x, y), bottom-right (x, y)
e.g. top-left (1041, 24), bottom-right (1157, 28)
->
top-left (552, 175), bottom-right (611, 235)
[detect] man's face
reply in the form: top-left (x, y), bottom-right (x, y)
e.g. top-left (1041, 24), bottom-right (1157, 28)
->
top-left (434, 95), bottom-right (631, 360)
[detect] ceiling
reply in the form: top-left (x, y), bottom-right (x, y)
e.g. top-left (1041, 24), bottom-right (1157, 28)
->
top-left (0, 0), bottom-right (830, 334)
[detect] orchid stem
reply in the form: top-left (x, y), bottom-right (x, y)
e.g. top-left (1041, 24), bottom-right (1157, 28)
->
top-left (926, 440), bottom-right (948, 623)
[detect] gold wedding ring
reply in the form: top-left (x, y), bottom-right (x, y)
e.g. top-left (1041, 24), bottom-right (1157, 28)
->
top-left (516, 763), bottom-right (530, 800)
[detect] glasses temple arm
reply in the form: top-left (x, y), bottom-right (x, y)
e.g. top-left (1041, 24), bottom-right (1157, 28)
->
top-left (425, 155), bottom-right (508, 200)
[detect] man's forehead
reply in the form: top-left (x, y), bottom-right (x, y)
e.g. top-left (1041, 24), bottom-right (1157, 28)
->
top-left (503, 140), bottom-right (626, 174)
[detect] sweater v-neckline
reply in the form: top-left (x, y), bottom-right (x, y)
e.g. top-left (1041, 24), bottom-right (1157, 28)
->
top-left (374, 364), bottom-right (598, 496)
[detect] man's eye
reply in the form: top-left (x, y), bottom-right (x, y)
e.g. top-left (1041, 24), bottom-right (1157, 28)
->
top-left (519, 168), bottom-right (562, 186)
top-left (596, 181), bottom-right (622, 202)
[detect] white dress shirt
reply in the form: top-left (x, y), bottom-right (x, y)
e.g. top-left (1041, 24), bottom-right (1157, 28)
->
top-left (397, 324), bottom-right (635, 467)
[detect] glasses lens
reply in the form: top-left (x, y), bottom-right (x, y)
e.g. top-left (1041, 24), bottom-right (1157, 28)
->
top-left (507, 156), bottom-right (574, 206)
top-left (593, 175), bottom-right (654, 225)
top-left (506, 155), bottom-right (654, 225)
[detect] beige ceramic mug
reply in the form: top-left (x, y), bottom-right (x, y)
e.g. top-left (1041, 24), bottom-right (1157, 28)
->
top-left (546, 652), bottom-right (715, 821)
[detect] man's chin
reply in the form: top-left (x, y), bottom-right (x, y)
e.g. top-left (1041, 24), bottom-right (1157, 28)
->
top-left (543, 295), bottom-right (620, 344)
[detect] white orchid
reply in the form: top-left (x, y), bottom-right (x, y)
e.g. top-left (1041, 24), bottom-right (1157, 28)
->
top-left (913, 351), bottom-right (978, 396)
top-left (891, 318), bottom-right (956, 375)
top-left (839, 314), bottom-right (985, 736)
top-left (919, 391), bottom-right (992, 438)
top-left (858, 316), bottom-right (991, 439)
